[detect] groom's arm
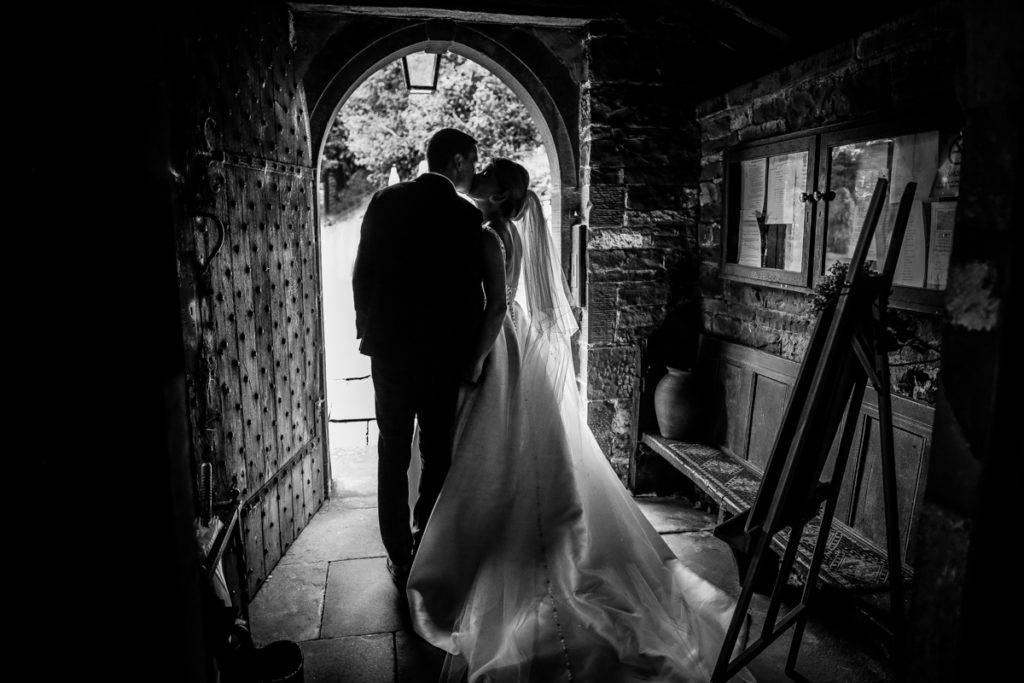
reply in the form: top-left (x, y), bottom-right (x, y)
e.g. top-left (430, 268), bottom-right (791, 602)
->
top-left (352, 197), bottom-right (379, 340)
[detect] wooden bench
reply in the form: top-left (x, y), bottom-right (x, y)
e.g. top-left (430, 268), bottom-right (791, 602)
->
top-left (640, 335), bottom-right (934, 593)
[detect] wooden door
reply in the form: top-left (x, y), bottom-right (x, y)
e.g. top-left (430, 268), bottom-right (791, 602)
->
top-left (172, 0), bottom-right (328, 598)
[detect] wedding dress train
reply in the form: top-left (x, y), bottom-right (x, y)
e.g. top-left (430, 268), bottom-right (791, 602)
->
top-left (406, 194), bottom-right (753, 682)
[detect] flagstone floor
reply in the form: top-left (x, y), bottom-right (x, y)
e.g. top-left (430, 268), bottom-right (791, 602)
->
top-left (247, 423), bottom-right (893, 683)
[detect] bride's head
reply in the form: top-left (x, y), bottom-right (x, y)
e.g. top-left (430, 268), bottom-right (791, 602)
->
top-left (468, 158), bottom-right (530, 221)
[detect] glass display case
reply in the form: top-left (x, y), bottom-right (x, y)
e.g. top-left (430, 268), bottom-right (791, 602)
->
top-left (722, 116), bottom-right (962, 312)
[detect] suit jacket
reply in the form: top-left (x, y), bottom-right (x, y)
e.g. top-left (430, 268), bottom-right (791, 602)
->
top-left (352, 173), bottom-right (485, 367)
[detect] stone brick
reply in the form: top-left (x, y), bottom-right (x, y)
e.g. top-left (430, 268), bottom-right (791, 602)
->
top-left (588, 82), bottom-right (698, 130)
top-left (588, 345), bottom-right (641, 398)
top-left (728, 107), bottom-right (752, 132)
top-left (699, 181), bottom-right (721, 220)
top-left (724, 71), bottom-right (783, 110)
top-left (621, 164), bottom-right (699, 186)
top-left (587, 282), bottom-right (618, 344)
top-left (588, 184), bottom-right (626, 227)
top-left (856, 7), bottom-right (937, 60)
top-left (589, 249), bottom-right (665, 282)
top-left (779, 40), bottom-right (856, 90)
top-left (618, 282), bottom-right (670, 307)
top-left (615, 321), bottom-right (662, 344)
top-left (788, 76), bottom-right (853, 129)
top-left (700, 158), bottom-right (723, 182)
top-left (618, 305), bottom-right (667, 332)
top-left (588, 227), bottom-right (646, 250)
top-left (587, 397), bottom-right (634, 479)
top-left (750, 93), bottom-right (789, 125)
top-left (700, 111), bottom-right (733, 142)
top-left (696, 93), bottom-right (728, 119)
top-left (627, 184), bottom-right (687, 211)
top-left (700, 132), bottom-right (738, 157)
top-left (736, 119), bottom-right (787, 142)
top-left (625, 209), bottom-right (689, 227)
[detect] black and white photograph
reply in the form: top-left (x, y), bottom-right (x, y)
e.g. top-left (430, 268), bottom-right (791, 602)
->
top-left (60, 1), bottom-right (1020, 681)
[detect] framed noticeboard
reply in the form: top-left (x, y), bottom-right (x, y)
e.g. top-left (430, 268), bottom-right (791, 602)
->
top-left (722, 134), bottom-right (817, 289)
top-left (722, 115), bottom-right (963, 313)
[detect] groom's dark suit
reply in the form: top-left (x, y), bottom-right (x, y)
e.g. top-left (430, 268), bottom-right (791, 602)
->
top-left (353, 172), bottom-right (484, 569)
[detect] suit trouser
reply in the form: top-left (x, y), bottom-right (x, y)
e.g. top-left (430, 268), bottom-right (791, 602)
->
top-left (370, 355), bottom-right (460, 566)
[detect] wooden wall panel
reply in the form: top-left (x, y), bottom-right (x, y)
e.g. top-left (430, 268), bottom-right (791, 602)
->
top-left (747, 375), bottom-right (790, 471)
top-left (849, 419), bottom-right (928, 561)
top-left (696, 336), bottom-right (933, 566)
top-left (718, 360), bottom-right (752, 458)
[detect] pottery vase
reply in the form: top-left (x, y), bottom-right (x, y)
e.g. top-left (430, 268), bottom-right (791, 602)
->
top-left (653, 367), bottom-right (704, 441)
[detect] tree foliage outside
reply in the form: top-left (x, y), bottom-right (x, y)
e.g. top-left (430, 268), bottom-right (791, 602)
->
top-left (323, 53), bottom-right (549, 215)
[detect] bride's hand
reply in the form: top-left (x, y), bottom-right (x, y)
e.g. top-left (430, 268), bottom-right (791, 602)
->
top-left (462, 357), bottom-right (485, 384)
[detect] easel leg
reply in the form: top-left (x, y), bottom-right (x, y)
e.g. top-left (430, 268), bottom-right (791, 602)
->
top-left (874, 345), bottom-right (905, 654)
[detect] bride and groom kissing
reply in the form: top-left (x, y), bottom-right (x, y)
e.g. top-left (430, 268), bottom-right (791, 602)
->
top-left (352, 128), bottom-right (753, 682)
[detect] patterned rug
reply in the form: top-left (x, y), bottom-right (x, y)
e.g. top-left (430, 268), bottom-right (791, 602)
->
top-left (641, 434), bottom-right (913, 592)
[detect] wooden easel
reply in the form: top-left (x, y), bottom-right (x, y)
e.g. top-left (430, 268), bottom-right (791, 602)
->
top-left (710, 178), bottom-right (917, 682)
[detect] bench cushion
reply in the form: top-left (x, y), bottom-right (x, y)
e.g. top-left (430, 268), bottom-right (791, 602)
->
top-left (641, 433), bottom-right (913, 592)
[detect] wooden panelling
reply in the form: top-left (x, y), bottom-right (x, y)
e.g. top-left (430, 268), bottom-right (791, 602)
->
top-left (277, 471), bottom-right (295, 555)
top-left (242, 503), bottom-right (265, 599)
top-left (717, 359), bottom-right (751, 458)
top-left (174, 0), bottom-right (327, 596)
top-left (301, 448), bottom-right (316, 528)
top-left (850, 417), bottom-right (930, 562)
top-left (695, 336), bottom-right (933, 565)
top-left (261, 485), bottom-right (283, 577)
top-left (747, 374), bottom-right (790, 472)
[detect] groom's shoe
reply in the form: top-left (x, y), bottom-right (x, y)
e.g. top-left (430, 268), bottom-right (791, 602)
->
top-left (386, 557), bottom-right (411, 591)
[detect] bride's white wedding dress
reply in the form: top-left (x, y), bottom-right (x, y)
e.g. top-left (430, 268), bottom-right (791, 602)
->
top-left (406, 194), bottom-right (753, 682)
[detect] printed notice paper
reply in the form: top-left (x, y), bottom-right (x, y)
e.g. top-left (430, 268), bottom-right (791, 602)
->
top-left (738, 159), bottom-right (766, 267)
top-left (891, 132), bottom-right (939, 203)
top-left (892, 202), bottom-right (928, 288)
top-left (765, 152), bottom-right (807, 271)
top-left (766, 153), bottom-right (806, 224)
top-left (927, 202), bottom-right (956, 288)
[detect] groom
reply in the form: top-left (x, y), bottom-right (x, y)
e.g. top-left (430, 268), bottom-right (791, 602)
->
top-left (352, 128), bottom-right (484, 589)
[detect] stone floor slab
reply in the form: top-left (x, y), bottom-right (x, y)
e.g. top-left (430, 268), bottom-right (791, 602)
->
top-left (662, 530), bottom-right (742, 596)
top-left (299, 633), bottom-right (394, 683)
top-left (279, 503), bottom-right (385, 564)
top-left (249, 561), bottom-right (328, 646)
top-left (395, 630), bottom-right (447, 683)
top-left (322, 557), bottom-right (409, 638)
top-left (635, 494), bottom-right (717, 533)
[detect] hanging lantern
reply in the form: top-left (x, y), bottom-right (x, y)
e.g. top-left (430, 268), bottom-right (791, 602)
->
top-left (402, 51), bottom-right (441, 93)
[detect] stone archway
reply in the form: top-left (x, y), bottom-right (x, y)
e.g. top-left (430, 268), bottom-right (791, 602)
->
top-left (305, 20), bottom-right (581, 274)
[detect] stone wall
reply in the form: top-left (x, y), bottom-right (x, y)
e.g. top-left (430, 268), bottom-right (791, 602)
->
top-left (695, 1), bottom-right (964, 403)
top-left (580, 21), bottom-right (703, 483)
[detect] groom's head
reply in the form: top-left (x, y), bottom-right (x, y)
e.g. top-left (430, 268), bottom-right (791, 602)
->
top-left (427, 128), bottom-right (478, 193)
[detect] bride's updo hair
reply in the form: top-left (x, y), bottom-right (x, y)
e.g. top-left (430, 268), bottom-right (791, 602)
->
top-left (491, 158), bottom-right (531, 220)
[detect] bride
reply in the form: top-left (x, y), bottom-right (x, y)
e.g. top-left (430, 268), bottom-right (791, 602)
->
top-left (406, 158), bottom-right (753, 682)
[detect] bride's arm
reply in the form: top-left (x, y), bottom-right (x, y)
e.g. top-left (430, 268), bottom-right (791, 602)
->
top-left (462, 229), bottom-right (508, 383)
